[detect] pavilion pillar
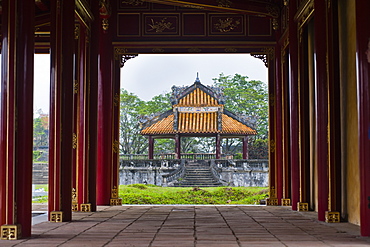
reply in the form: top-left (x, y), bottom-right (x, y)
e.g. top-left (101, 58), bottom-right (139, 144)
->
top-left (175, 134), bottom-right (181, 159)
top-left (355, 0), bottom-right (370, 237)
top-left (266, 46), bottom-right (278, 206)
top-left (314, 0), bottom-right (329, 221)
top-left (111, 55), bottom-right (122, 205)
top-left (97, 8), bottom-right (114, 205)
top-left (87, 0), bottom-right (100, 213)
top-left (242, 136), bottom-right (248, 159)
top-left (0, 0), bottom-right (34, 239)
top-left (275, 41), bottom-right (284, 205)
top-left (216, 134), bottom-right (221, 159)
top-left (289, 0), bottom-right (300, 211)
top-left (76, 23), bottom-right (93, 212)
top-left (71, 24), bottom-right (80, 212)
top-left (148, 136), bottom-right (154, 159)
top-left (48, 0), bottom-right (75, 222)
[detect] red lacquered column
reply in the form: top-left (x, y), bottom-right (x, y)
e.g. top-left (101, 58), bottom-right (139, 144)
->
top-left (216, 134), bottom-right (221, 159)
top-left (355, 0), bottom-right (370, 237)
top-left (275, 43), bottom-right (283, 205)
top-left (314, 0), bottom-right (329, 222)
top-left (97, 12), bottom-right (114, 205)
top-left (72, 24), bottom-right (80, 211)
top-left (289, 0), bottom-right (299, 211)
top-left (175, 134), bottom-right (181, 159)
top-left (87, 0), bottom-right (100, 212)
top-left (77, 24), bottom-right (90, 210)
top-left (15, 0), bottom-right (35, 237)
top-left (111, 58), bottom-right (122, 205)
top-left (148, 136), bottom-right (154, 159)
top-left (49, 0), bottom-right (75, 222)
top-left (242, 136), bottom-right (248, 159)
top-left (0, 0), bottom-right (35, 239)
top-left (267, 47), bottom-right (277, 204)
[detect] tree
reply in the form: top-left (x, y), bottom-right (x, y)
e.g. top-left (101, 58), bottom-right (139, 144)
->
top-left (33, 111), bottom-right (49, 148)
top-left (119, 89), bottom-right (172, 155)
top-left (213, 73), bottom-right (269, 159)
top-left (213, 73), bottom-right (268, 139)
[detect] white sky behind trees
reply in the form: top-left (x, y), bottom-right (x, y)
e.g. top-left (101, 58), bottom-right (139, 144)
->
top-left (34, 54), bottom-right (267, 113)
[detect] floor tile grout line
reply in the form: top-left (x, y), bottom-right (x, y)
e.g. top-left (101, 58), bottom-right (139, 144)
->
top-left (58, 207), bottom-right (129, 246)
top-left (236, 206), bottom-right (288, 246)
top-left (215, 206), bottom-right (242, 247)
top-left (148, 207), bottom-right (173, 247)
top-left (102, 206), bottom-right (153, 246)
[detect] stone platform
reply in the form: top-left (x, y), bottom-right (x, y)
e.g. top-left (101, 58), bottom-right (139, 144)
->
top-left (1, 205), bottom-right (370, 246)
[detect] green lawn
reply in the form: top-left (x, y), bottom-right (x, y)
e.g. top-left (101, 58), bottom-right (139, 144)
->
top-left (119, 184), bottom-right (268, 205)
top-left (32, 184), bottom-right (269, 205)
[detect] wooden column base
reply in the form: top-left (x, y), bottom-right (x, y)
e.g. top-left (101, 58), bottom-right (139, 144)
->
top-left (72, 203), bottom-right (78, 212)
top-left (282, 198), bottom-right (291, 206)
top-left (50, 211), bottom-right (64, 222)
top-left (266, 198), bottom-right (278, 206)
top-left (297, 202), bottom-right (309, 211)
top-left (1, 225), bottom-right (21, 240)
top-left (80, 203), bottom-right (92, 212)
top-left (325, 211), bottom-right (340, 223)
top-left (110, 198), bottom-right (122, 205)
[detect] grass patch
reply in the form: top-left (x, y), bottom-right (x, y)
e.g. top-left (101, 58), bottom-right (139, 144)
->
top-left (31, 184), bottom-right (269, 205)
top-left (119, 184), bottom-right (268, 205)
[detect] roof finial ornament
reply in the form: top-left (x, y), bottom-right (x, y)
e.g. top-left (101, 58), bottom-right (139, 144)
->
top-left (195, 72), bottom-right (201, 84)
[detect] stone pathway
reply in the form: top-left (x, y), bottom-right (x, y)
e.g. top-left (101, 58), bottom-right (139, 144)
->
top-left (1, 205), bottom-right (370, 246)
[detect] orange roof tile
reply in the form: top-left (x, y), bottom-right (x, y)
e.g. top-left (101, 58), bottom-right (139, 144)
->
top-left (140, 113), bottom-right (257, 135)
top-left (174, 88), bottom-right (221, 107)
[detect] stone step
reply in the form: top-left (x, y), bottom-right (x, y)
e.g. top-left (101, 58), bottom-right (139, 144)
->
top-left (172, 162), bottom-right (222, 187)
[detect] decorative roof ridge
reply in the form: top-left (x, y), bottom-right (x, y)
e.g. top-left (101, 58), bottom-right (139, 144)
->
top-left (223, 109), bottom-right (258, 131)
top-left (170, 75), bottom-right (225, 105)
top-left (139, 109), bottom-right (173, 131)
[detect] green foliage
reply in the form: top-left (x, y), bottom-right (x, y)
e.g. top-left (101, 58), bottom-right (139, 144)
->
top-left (213, 73), bottom-right (268, 139)
top-left (33, 111), bottom-right (49, 148)
top-left (33, 151), bottom-right (42, 162)
top-left (118, 185), bottom-right (268, 205)
top-left (120, 89), bottom-right (172, 154)
top-left (249, 138), bottom-right (269, 159)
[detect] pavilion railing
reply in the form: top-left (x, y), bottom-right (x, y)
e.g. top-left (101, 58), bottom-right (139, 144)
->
top-left (120, 153), bottom-right (232, 160)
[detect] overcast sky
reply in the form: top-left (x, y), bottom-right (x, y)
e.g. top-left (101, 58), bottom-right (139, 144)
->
top-left (34, 54), bottom-right (267, 113)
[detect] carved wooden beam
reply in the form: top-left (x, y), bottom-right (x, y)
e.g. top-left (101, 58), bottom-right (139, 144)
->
top-left (142, 0), bottom-right (279, 18)
top-left (35, 0), bottom-right (49, 11)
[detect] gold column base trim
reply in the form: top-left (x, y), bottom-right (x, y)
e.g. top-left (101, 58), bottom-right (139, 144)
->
top-left (110, 198), bottom-right (122, 206)
top-left (1, 225), bottom-right (21, 240)
top-left (72, 203), bottom-right (78, 212)
top-left (266, 198), bottom-right (278, 206)
top-left (50, 211), bottom-right (64, 222)
top-left (325, 211), bottom-right (340, 223)
top-left (281, 198), bottom-right (291, 206)
top-left (297, 202), bottom-right (309, 211)
top-left (80, 203), bottom-right (92, 212)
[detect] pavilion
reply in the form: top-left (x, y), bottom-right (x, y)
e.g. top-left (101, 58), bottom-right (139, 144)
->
top-left (140, 76), bottom-right (257, 159)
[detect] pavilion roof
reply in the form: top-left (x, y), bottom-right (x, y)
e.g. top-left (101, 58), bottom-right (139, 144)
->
top-left (140, 76), bottom-right (257, 136)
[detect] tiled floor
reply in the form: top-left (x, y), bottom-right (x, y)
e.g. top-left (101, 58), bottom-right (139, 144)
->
top-left (2, 205), bottom-right (370, 246)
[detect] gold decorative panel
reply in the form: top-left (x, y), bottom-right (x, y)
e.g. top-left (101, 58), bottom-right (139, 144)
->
top-left (325, 211), bottom-right (340, 223)
top-left (210, 15), bottom-right (244, 35)
top-left (72, 203), bottom-right (78, 212)
top-left (297, 202), bottom-right (309, 211)
top-left (81, 203), bottom-right (92, 212)
top-left (50, 211), bottom-right (63, 222)
top-left (1, 225), bottom-right (21, 240)
top-left (266, 198), bottom-right (278, 206)
top-left (111, 186), bottom-right (119, 198)
top-left (144, 15), bottom-right (179, 36)
top-left (282, 198), bottom-right (291, 206)
top-left (110, 198), bottom-right (123, 206)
